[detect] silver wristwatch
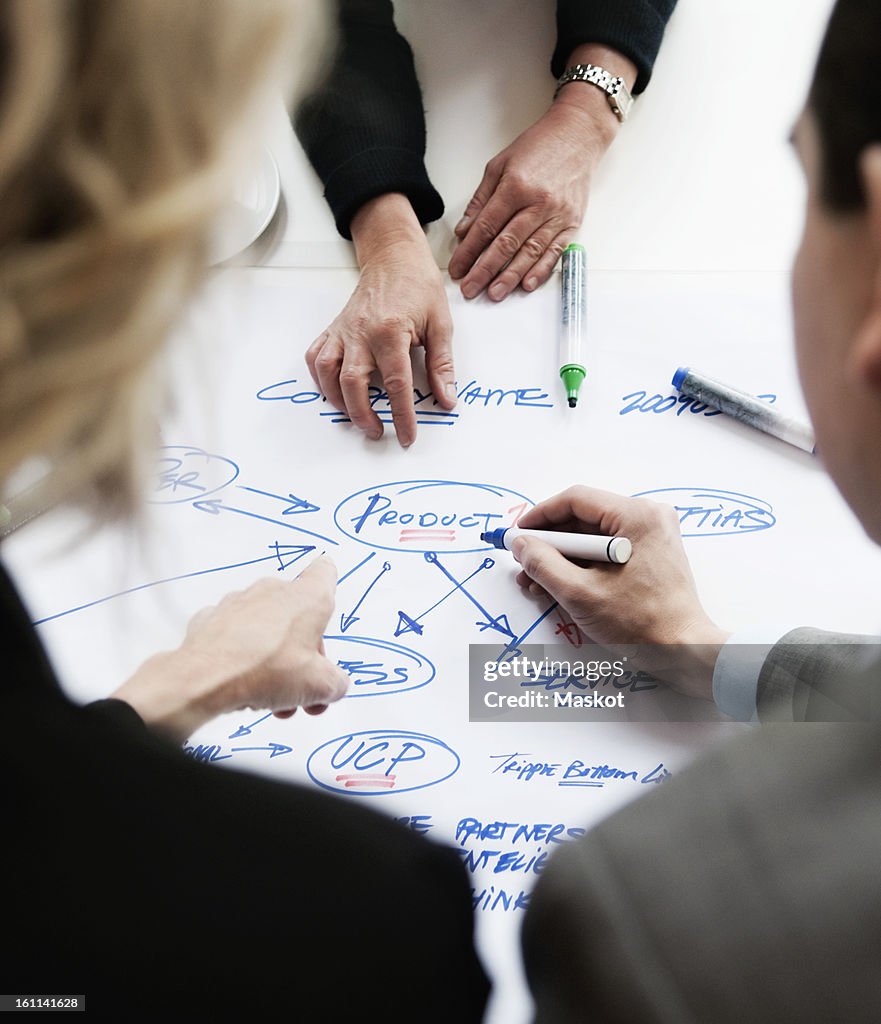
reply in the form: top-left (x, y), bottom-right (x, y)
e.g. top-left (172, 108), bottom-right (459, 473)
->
top-left (554, 63), bottom-right (634, 122)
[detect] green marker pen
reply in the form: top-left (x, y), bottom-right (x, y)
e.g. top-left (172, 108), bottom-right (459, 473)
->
top-left (559, 243), bottom-right (587, 408)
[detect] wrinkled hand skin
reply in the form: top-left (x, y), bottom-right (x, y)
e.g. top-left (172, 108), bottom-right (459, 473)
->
top-left (111, 558), bottom-right (350, 742)
top-left (449, 42), bottom-right (635, 302)
top-left (306, 193), bottom-right (456, 448)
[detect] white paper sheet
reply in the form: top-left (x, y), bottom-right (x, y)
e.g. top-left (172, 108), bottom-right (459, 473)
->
top-left (6, 270), bottom-right (878, 1023)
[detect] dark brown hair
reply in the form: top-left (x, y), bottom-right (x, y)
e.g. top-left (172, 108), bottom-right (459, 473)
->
top-left (810, 0), bottom-right (881, 211)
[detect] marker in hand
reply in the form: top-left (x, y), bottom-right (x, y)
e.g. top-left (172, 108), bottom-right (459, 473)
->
top-left (481, 527), bottom-right (632, 564)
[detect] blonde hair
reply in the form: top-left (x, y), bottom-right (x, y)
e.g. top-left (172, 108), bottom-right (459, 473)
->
top-left (0, 0), bottom-right (324, 520)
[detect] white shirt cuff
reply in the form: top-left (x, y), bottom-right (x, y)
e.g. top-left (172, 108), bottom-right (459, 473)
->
top-left (712, 624), bottom-right (800, 722)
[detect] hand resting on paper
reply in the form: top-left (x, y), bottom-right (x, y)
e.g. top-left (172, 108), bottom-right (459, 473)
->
top-left (448, 100), bottom-right (603, 301)
top-left (511, 486), bottom-right (731, 699)
top-left (448, 45), bottom-right (633, 302)
top-left (306, 193), bottom-right (457, 448)
top-left (111, 557), bottom-right (349, 743)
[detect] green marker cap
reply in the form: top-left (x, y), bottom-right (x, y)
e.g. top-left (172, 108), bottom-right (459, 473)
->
top-left (560, 363), bottom-right (586, 408)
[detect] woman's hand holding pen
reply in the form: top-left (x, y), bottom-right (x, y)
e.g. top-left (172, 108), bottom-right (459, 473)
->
top-left (511, 487), bottom-right (731, 700)
top-left (306, 193), bottom-right (457, 449)
top-left (111, 557), bottom-right (350, 743)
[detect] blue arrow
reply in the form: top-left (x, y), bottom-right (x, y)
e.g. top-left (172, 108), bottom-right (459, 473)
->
top-left (395, 610), bottom-right (423, 637)
top-left (268, 542), bottom-right (316, 571)
top-left (229, 742), bottom-right (293, 759)
top-left (238, 485), bottom-right (320, 515)
top-left (192, 498), bottom-right (338, 546)
top-left (426, 552), bottom-right (514, 637)
top-left (34, 548), bottom-right (310, 626)
top-left (228, 712), bottom-right (274, 739)
top-left (497, 602), bottom-right (560, 661)
top-left (340, 560), bottom-right (392, 632)
top-left (395, 555), bottom-right (511, 638)
top-left (337, 551), bottom-right (376, 585)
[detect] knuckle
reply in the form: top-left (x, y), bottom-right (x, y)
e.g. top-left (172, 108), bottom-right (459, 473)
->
top-left (503, 172), bottom-right (530, 198)
top-left (472, 218), bottom-right (498, 244)
top-left (305, 338), bottom-right (323, 366)
top-left (250, 577), bottom-right (282, 601)
top-left (376, 315), bottom-right (405, 337)
top-left (635, 497), bottom-right (670, 525)
top-left (495, 232), bottom-right (521, 259)
top-left (314, 349), bottom-right (338, 375)
top-left (431, 354), bottom-right (455, 376)
top-left (351, 313), bottom-right (372, 336)
top-left (522, 235), bottom-right (546, 261)
top-left (382, 371), bottom-right (411, 397)
top-left (338, 366), bottom-right (366, 389)
top-left (544, 239), bottom-right (566, 263)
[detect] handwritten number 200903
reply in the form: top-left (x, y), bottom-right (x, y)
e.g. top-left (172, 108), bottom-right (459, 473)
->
top-left (620, 391), bottom-right (720, 417)
top-left (620, 390), bottom-right (777, 418)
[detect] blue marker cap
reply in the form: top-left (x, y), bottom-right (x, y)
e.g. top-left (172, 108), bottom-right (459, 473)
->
top-left (672, 366), bottom-right (690, 391)
top-left (481, 528), bottom-right (509, 549)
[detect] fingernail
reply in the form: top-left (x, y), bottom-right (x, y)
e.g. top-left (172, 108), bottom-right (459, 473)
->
top-left (445, 382), bottom-right (458, 405)
top-left (524, 276), bottom-right (538, 291)
top-left (489, 282), bottom-right (507, 301)
top-left (462, 282), bottom-right (480, 300)
top-left (455, 215), bottom-right (471, 233)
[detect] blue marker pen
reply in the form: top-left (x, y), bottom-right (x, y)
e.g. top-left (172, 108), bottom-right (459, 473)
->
top-left (673, 366), bottom-right (815, 454)
top-left (482, 527), bottom-right (631, 564)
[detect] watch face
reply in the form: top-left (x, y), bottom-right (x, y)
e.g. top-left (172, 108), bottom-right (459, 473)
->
top-left (613, 90), bottom-right (634, 120)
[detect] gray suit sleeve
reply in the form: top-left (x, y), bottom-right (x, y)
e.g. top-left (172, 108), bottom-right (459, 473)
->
top-left (523, 834), bottom-right (689, 1024)
top-left (758, 627), bottom-right (881, 722)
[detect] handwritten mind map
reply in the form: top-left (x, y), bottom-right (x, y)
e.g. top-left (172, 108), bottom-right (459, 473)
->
top-left (12, 276), bottom-right (858, 1024)
top-left (33, 443), bottom-right (775, 793)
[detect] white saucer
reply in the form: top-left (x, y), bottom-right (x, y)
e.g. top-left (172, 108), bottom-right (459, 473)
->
top-left (209, 146), bottom-right (281, 265)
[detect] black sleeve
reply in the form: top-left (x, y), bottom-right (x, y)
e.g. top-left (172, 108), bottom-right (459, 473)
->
top-left (553, 0), bottom-right (678, 93)
top-left (294, 0), bottom-right (444, 240)
top-left (82, 698), bottom-right (147, 731)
